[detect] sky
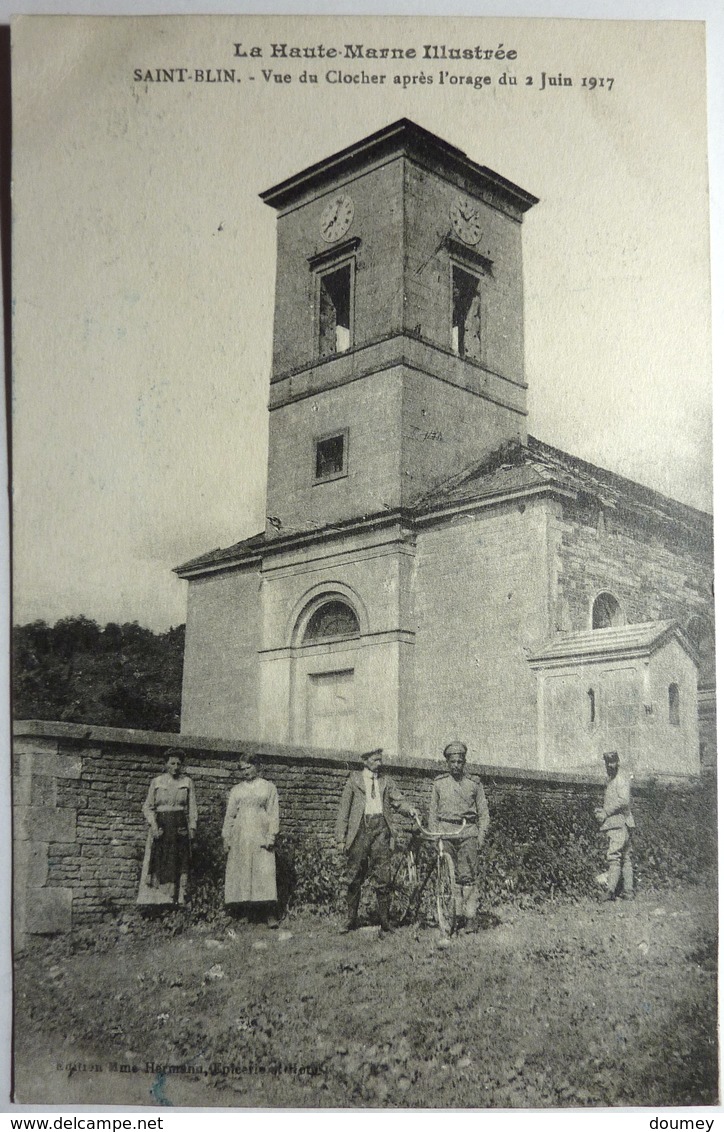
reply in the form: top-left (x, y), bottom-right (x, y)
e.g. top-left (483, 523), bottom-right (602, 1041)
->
top-left (11, 13), bottom-right (714, 631)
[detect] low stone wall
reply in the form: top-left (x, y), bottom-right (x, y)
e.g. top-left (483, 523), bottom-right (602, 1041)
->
top-left (13, 720), bottom-right (713, 942)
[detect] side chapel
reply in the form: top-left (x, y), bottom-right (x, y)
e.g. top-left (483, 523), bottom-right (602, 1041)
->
top-left (176, 120), bottom-right (714, 776)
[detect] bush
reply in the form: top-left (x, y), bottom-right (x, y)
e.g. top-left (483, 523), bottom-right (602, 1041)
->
top-left (479, 780), bottom-right (717, 906)
top-left (634, 780), bottom-right (717, 888)
top-left (183, 829), bottom-right (343, 922)
top-left (187, 824), bottom-right (228, 925)
top-left (82, 777), bottom-right (719, 943)
top-left (275, 833), bottom-right (343, 914)
top-left (482, 789), bottom-right (600, 905)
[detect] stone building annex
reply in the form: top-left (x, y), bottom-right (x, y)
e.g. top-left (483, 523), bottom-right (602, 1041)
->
top-left (175, 119), bottom-right (714, 777)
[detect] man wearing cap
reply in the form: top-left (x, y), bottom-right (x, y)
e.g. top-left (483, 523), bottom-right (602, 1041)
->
top-left (429, 741), bottom-right (490, 933)
top-left (335, 748), bottom-right (420, 936)
top-left (595, 750), bottom-right (635, 901)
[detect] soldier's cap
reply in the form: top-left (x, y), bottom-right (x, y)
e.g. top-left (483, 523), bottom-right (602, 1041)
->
top-left (603, 751), bottom-right (620, 764)
top-left (443, 740), bottom-right (468, 759)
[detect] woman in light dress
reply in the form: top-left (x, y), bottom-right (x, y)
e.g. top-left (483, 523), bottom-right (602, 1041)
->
top-left (222, 755), bottom-right (280, 926)
top-left (137, 748), bottom-right (197, 907)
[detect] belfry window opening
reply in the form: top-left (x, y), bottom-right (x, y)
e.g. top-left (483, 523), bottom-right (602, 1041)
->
top-left (319, 264), bottom-right (351, 356)
top-left (451, 265), bottom-right (482, 359)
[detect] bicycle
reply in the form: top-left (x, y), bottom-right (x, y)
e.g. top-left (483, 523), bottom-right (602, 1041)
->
top-left (390, 815), bottom-right (469, 935)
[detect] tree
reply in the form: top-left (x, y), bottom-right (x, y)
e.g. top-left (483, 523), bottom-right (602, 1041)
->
top-left (12, 617), bottom-right (186, 732)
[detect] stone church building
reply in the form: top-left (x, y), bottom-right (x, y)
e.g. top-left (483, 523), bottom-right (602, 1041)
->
top-left (176, 119), bottom-right (714, 777)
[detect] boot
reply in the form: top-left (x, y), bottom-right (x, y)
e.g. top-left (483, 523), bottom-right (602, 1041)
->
top-left (622, 856), bottom-right (634, 900)
top-left (606, 862), bottom-right (622, 898)
top-left (339, 889), bottom-right (360, 934)
top-left (450, 884), bottom-right (464, 934)
top-left (461, 885), bottom-right (478, 932)
top-left (377, 891), bottom-right (394, 936)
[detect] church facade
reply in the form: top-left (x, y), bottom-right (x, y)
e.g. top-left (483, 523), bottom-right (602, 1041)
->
top-left (176, 120), bottom-right (714, 777)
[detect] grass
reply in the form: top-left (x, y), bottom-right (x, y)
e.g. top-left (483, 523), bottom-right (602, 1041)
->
top-left (14, 884), bottom-right (718, 1108)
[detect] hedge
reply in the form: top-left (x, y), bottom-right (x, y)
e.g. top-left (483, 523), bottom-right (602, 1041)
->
top-left (163, 777), bottom-right (718, 927)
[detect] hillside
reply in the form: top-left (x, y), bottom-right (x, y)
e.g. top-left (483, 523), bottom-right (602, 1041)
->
top-left (13, 616), bottom-right (185, 732)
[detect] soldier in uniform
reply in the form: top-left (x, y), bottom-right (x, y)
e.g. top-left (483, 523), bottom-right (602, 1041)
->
top-left (428, 740), bottom-right (490, 933)
top-left (595, 750), bottom-right (635, 901)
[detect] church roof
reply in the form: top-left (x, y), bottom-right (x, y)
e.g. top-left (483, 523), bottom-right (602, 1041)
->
top-left (527, 620), bottom-right (698, 666)
top-left (175, 436), bottom-right (712, 577)
top-left (412, 436), bottom-right (712, 541)
top-left (177, 530), bottom-right (267, 574)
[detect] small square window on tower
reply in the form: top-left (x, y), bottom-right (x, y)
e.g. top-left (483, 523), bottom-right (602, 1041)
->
top-left (319, 264), bottom-right (351, 356)
top-left (314, 430), bottom-right (348, 483)
top-left (451, 265), bottom-right (482, 360)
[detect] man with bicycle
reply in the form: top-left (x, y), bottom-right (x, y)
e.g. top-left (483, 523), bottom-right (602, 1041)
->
top-left (429, 741), bottom-right (490, 934)
top-left (335, 748), bottom-right (421, 937)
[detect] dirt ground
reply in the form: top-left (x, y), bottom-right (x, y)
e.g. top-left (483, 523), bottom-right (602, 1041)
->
top-left (14, 885), bottom-right (718, 1109)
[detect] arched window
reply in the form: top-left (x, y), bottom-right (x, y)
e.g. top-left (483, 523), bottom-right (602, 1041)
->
top-left (592, 592), bottom-right (624, 630)
top-left (302, 600), bottom-right (360, 645)
top-left (668, 683), bottom-right (680, 726)
top-left (686, 616), bottom-right (715, 687)
top-left (586, 688), bottom-right (596, 724)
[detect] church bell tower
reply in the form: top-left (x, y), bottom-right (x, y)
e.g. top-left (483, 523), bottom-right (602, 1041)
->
top-left (260, 119), bottom-right (538, 535)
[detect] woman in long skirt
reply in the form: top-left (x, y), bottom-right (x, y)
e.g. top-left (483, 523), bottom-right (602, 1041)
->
top-left (222, 755), bottom-right (280, 926)
top-left (137, 748), bottom-right (197, 906)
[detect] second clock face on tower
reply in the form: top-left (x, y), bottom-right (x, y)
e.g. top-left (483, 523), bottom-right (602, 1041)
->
top-left (320, 194), bottom-right (354, 242)
top-left (450, 198), bottom-right (483, 245)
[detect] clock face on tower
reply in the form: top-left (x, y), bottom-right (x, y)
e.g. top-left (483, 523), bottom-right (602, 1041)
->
top-left (320, 194), bottom-right (354, 243)
top-left (450, 198), bottom-right (483, 245)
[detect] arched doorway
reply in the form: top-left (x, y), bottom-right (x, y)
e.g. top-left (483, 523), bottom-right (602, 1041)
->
top-left (292, 594), bottom-right (362, 750)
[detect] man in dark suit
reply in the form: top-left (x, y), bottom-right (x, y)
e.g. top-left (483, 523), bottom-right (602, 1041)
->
top-left (335, 748), bottom-right (420, 936)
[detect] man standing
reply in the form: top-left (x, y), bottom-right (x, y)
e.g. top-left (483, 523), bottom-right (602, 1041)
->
top-left (595, 750), bottom-right (635, 901)
top-left (335, 749), bottom-right (420, 936)
top-left (429, 741), bottom-right (490, 934)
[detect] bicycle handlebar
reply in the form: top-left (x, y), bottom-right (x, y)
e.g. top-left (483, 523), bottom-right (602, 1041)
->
top-left (411, 814), bottom-right (469, 841)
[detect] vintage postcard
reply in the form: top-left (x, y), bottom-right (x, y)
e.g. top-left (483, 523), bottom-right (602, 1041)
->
top-left (11, 14), bottom-right (716, 1110)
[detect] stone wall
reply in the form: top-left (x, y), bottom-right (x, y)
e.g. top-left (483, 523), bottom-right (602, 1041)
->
top-left (555, 495), bottom-right (713, 638)
top-left (13, 722), bottom-right (352, 938)
top-left (180, 565), bottom-right (261, 739)
top-left (413, 499), bottom-right (550, 768)
top-left (13, 720), bottom-right (713, 944)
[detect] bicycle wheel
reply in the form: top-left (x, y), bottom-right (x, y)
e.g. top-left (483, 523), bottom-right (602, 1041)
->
top-left (436, 852), bottom-right (457, 936)
top-left (390, 852), bottom-right (419, 926)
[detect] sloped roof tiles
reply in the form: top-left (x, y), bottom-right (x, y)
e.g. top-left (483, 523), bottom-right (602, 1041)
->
top-left (176, 436), bottom-right (712, 576)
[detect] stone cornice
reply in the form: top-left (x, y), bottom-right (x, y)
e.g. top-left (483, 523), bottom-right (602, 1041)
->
top-left (16, 719), bottom-right (697, 789)
top-left (260, 118), bottom-right (538, 220)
